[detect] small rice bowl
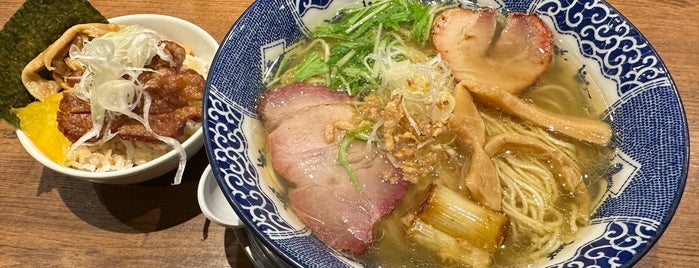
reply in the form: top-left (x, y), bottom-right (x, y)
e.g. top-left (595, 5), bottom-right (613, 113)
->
top-left (16, 14), bottom-right (218, 184)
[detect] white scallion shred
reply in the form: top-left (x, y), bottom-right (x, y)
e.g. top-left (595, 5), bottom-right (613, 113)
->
top-left (67, 24), bottom-right (188, 185)
top-left (371, 47), bottom-right (456, 133)
top-left (367, 120), bottom-right (384, 153)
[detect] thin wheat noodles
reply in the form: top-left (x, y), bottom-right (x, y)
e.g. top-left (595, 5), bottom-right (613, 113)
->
top-left (529, 84), bottom-right (577, 113)
top-left (481, 109), bottom-right (588, 263)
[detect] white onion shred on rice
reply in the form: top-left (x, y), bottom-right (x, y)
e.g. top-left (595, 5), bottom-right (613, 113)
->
top-left (67, 25), bottom-right (192, 185)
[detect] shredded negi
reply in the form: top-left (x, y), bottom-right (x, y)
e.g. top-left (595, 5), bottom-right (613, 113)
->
top-left (70, 26), bottom-right (168, 147)
top-left (70, 25), bottom-right (189, 183)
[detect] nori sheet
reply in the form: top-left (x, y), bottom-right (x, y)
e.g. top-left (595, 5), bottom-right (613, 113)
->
top-left (0, 0), bottom-right (107, 127)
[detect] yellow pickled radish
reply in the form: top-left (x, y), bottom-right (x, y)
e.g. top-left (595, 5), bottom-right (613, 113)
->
top-left (14, 93), bottom-right (71, 165)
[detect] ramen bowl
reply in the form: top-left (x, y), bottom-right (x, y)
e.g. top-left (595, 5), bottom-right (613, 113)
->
top-left (17, 14), bottom-right (218, 184)
top-left (203, 0), bottom-right (688, 266)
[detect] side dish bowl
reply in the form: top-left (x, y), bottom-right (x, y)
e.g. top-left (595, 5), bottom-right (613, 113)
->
top-left (197, 165), bottom-right (243, 228)
top-left (17, 14), bottom-right (218, 184)
top-left (203, 0), bottom-right (688, 267)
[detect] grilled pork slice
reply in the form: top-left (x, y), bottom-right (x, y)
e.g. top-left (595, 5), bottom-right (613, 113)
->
top-left (56, 40), bottom-right (204, 143)
top-left (258, 82), bottom-right (352, 132)
top-left (432, 8), bottom-right (553, 94)
top-left (57, 93), bottom-right (201, 143)
top-left (260, 83), bottom-right (406, 254)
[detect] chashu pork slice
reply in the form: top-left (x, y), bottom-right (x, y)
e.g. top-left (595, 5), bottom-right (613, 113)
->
top-left (260, 83), bottom-right (407, 254)
top-left (432, 8), bottom-right (553, 94)
top-left (258, 82), bottom-right (352, 131)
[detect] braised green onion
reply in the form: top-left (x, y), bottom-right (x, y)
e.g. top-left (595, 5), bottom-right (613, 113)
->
top-left (404, 184), bottom-right (508, 266)
top-left (404, 215), bottom-right (492, 268)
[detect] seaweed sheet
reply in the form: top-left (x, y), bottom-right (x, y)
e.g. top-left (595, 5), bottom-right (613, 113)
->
top-left (0, 0), bottom-right (107, 127)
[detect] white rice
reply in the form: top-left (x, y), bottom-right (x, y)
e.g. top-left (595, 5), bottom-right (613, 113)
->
top-left (66, 120), bottom-right (200, 172)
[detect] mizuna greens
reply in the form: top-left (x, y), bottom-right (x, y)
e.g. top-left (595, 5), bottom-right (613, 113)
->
top-left (275, 0), bottom-right (440, 96)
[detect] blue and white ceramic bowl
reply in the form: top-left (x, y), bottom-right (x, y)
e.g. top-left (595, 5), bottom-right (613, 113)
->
top-left (202, 0), bottom-right (689, 266)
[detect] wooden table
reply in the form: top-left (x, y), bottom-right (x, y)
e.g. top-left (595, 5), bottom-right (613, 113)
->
top-left (0, 0), bottom-right (696, 267)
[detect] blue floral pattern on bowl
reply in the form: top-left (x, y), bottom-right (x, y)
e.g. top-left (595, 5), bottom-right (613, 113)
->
top-left (203, 0), bottom-right (688, 267)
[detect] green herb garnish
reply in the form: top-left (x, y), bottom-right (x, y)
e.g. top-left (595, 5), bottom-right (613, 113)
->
top-left (338, 125), bottom-right (373, 192)
top-left (294, 52), bottom-right (328, 81)
top-left (291, 0), bottom-right (435, 96)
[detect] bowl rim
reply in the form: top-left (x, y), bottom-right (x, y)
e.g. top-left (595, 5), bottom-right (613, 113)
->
top-left (203, 2), bottom-right (307, 266)
top-left (600, 2), bottom-right (690, 266)
top-left (16, 128), bottom-right (203, 179)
